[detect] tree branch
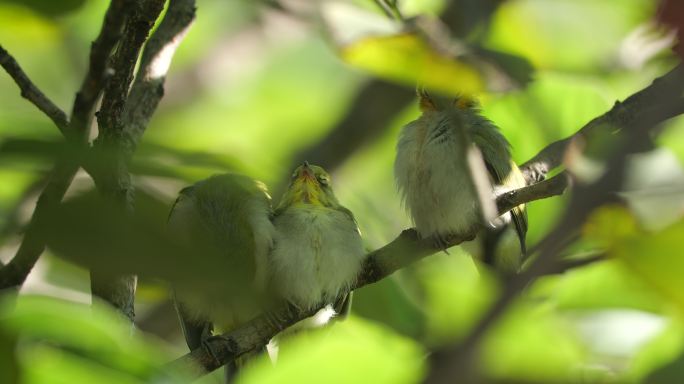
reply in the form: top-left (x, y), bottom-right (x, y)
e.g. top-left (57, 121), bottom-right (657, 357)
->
top-left (0, 0), bottom-right (129, 290)
top-left (0, 45), bottom-right (69, 135)
top-left (125, 0), bottom-right (197, 151)
top-left (90, 0), bottom-right (166, 322)
top-left (496, 171), bottom-right (570, 214)
top-left (70, 0), bottom-right (128, 139)
top-left (169, 64), bottom-right (684, 379)
top-left (168, 173), bottom-right (570, 377)
top-left (520, 64), bottom-right (684, 184)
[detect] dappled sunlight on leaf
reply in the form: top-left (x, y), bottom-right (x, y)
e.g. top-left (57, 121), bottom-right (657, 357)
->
top-left (340, 33), bottom-right (485, 96)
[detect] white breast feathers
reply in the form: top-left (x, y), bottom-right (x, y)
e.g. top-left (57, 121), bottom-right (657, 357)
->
top-left (269, 206), bottom-right (365, 309)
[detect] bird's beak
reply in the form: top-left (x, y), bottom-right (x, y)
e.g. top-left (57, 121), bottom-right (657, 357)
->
top-left (299, 161), bottom-right (315, 181)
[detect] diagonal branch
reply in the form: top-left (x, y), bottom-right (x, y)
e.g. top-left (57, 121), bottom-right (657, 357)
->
top-left (0, 45), bottom-right (69, 135)
top-left (168, 173), bottom-right (569, 378)
top-left (496, 171), bottom-right (570, 214)
top-left (520, 64), bottom-right (684, 184)
top-left (169, 64), bottom-right (684, 379)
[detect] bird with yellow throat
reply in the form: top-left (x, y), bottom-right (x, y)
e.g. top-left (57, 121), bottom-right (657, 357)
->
top-left (394, 91), bottom-right (528, 273)
top-left (167, 162), bottom-right (365, 367)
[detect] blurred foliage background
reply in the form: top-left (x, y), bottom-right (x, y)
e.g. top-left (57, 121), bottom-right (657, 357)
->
top-left (1, 0), bottom-right (684, 383)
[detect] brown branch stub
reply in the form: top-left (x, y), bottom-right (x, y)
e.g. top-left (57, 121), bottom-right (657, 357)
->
top-left (0, 45), bottom-right (69, 135)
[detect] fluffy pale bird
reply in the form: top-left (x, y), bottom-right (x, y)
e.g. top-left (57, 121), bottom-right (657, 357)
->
top-left (394, 91), bottom-right (527, 272)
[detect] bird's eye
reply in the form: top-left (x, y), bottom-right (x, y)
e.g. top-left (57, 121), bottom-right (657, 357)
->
top-left (317, 175), bottom-right (329, 186)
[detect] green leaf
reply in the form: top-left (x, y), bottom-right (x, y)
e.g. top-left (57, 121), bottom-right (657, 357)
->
top-left (482, 304), bottom-right (586, 382)
top-left (0, 295), bottom-right (186, 383)
top-left (486, 0), bottom-right (656, 71)
top-left (417, 251), bottom-right (497, 344)
top-left (629, 320), bottom-right (684, 383)
top-left (353, 277), bottom-right (426, 338)
top-left (340, 33), bottom-right (485, 96)
top-left (237, 316), bottom-right (426, 384)
top-left (532, 260), bottom-right (665, 313)
top-left (584, 207), bottom-right (684, 310)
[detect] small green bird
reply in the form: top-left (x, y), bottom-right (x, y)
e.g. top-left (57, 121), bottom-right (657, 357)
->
top-left (394, 91), bottom-right (528, 272)
top-left (167, 162), bottom-right (365, 352)
top-left (271, 162), bottom-right (365, 312)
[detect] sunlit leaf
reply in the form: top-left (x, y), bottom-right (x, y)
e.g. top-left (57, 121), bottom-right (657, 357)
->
top-left (584, 207), bottom-right (684, 310)
top-left (482, 304), bottom-right (586, 383)
top-left (532, 260), bottom-right (665, 313)
top-left (629, 319), bottom-right (684, 383)
top-left (486, 0), bottom-right (656, 71)
top-left (341, 33), bottom-right (485, 96)
top-left (238, 317), bottom-right (425, 384)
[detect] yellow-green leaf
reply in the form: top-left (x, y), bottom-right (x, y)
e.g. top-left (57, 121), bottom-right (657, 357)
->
top-left (341, 33), bottom-right (484, 96)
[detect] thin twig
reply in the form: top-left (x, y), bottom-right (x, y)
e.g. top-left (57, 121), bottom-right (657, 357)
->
top-left (0, 45), bottom-right (69, 135)
top-left (372, 0), bottom-right (395, 19)
top-left (546, 254), bottom-right (604, 275)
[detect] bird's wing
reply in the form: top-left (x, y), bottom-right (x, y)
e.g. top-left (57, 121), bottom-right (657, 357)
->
top-left (484, 160), bottom-right (528, 255)
top-left (168, 173), bottom-right (276, 327)
top-left (469, 119), bottom-right (528, 255)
